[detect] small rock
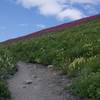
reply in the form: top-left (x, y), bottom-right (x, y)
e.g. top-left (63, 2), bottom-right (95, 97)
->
top-left (24, 80), bottom-right (33, 84)
top-left (48, 65), bottom-right (53, 68)
top-left (61, 78), bottom-right (65, 81)
top-left (22, 85), bottom-right (27, 88)
top-left (32, 75), bottom-right (37, 78)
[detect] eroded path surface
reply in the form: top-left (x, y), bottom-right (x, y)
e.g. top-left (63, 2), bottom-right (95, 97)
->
top-left (8, 61), bottom-right (76, 100)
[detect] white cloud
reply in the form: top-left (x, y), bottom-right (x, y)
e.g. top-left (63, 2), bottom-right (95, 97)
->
top-left (17, 0), bottom-right (65, 16)
top-left (70, 0), bottom-right (100, 4)
top-left (16, 0), bottom-right (100, 20)
top-left (71, 0), bottom-right (93, 4)
top-left (36, 24), bottom-right (46, 29)
top-left (38, 3), bottom-right (62, 16)
top-left (57, 9), bottom-right (85, 20)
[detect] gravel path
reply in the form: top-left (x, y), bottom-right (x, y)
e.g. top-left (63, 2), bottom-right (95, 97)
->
top-left (8, 61), bottom-right (76, 100)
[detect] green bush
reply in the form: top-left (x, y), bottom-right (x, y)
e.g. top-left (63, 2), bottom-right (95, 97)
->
top-left (0, 48), bottom-right (15, 100)
top-left (0, 80), bottom-right (10, 100)
top-left (67, 57), bottom-right (86, 76)
top-left (67, 56), bottom-right (100, 76)
top-left (0, 48), bottom-right (15, 79)
top-left (70, 72), bottom-right (100, 100)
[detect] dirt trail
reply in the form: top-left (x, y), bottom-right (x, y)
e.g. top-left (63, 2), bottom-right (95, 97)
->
top-left (8, 61), bottom-right (76, 100)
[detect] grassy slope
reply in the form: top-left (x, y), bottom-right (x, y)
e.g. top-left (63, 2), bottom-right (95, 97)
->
top-left (0, 18), bottom-right (100, 100)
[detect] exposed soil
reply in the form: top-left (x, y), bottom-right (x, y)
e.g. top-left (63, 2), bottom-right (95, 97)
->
top-left (8, 61), bottom-right (77, 100)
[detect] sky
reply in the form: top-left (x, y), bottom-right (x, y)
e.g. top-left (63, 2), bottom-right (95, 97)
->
top-left (0, 0), bottom-right (100, 42)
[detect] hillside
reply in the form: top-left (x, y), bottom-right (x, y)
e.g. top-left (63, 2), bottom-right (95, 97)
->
top-left (0, 14), bottom-right (100, 100)
top-left (1, 14), bottom-right (100, 45)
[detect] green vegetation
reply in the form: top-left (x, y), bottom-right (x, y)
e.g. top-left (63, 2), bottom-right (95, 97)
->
top-left (0, 18), bottom-right (100, 99)
top-left (70, 72), bottom-right (100, 100)
top-left (0, 47), bottom-right (15, 99)
top-left (0, 80), bottom-right (10, 100)
top-left (0, 48), bottom-right (16, 79)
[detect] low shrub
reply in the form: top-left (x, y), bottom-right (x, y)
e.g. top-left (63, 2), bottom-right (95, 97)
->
top-left (70, 72), bottom-right (100, 100)
top-left (0, 48), bottom-right (15, 100)
top-left (0, 80), bottom-right (10, 100)
top-left (67, 56), bottom-right (100, 75)
top-left (0, 48), bottom-right (16, 79)
top-left (67, 57), bottom-right (86, 76)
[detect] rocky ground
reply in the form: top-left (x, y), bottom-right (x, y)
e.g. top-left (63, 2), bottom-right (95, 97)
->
top-left (8, 61), bottom-right (77, 100)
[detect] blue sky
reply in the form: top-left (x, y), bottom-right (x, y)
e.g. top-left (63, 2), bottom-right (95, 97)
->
top-left (0, 0), bottom-right (100, 42)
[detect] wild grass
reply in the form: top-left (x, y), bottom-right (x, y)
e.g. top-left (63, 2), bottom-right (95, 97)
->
top-left (0, 47), bottom-right (15, 99)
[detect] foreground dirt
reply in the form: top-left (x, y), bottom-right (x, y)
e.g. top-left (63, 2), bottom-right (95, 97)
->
top-left (8, 62), bottom-right (76, 100)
